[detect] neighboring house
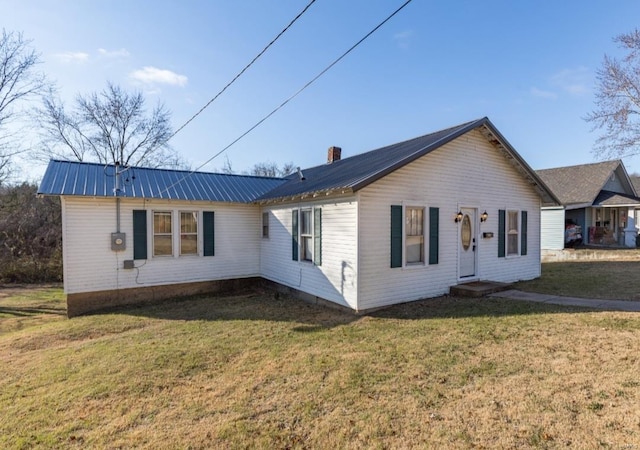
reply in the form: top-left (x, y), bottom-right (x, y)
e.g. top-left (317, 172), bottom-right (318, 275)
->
top-left (38, 117), bottom-right (558, 317)
top-left (537, 160), bottom-right (640, 250)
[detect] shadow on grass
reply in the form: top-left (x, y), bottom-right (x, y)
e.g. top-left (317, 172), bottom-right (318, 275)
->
top-left (114, 288), bottom-right (597, 329)
top-left (0, 305), bottom-right (67, 317)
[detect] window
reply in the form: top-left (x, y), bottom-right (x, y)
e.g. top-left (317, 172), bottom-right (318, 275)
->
top-left (153, 211), bottom-right (173, 256)
top-left (498, 209), bottom-right (528, 258)
top-left (291, 207), bottom-right (322, 265)
top-left (507, 210), bottom-right (519, 256)
top-left (391, 205), bottom-right (439, 268)
top-left (300, 209), bottom-right (313, 261)
top-left (180, 211), bottom-right (198, 255)
top-left (262, 212), bottom-right (269, 238)
top-left (405, 207), bottom-right (424, 264)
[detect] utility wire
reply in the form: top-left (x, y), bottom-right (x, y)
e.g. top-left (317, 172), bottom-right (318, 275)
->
top-left (167, 0), bottom-right (318, 142)
top-left (159, 0), bottom-right (414, 197)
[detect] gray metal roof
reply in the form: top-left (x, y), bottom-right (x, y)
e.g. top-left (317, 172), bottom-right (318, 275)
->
top-left (37, 160), bottom-right (287, 203)
top-left (38, 118), bottom-right (559, 206)
top-left (258, 117), bottom-right (559, 206)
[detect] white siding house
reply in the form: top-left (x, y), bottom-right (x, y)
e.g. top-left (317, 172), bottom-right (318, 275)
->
top-left (39, 117), bottom-right (558, 316)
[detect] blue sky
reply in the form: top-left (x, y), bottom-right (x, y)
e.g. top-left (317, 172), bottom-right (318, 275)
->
top-left (4, 0), bottom-right (640, 180)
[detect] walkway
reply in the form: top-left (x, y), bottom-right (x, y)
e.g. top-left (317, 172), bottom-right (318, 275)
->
top-left (490, 289), bottom-right (640, 312)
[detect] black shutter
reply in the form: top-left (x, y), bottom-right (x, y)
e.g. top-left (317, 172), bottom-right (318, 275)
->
top-left (498, 209), bottom-right (505, 258)
top-left (429, 207), bottom-right (439, 265)
top-left (133, 210), bottom-right (147, 260)
top-left (521, 210), bottom-right (528, 256)
top-left (203, 211), bottom-right (215, 256)
top-left (314, 208), bottom-right (322, 266)
top-left (292, 210), bottom-right (299, 261)
top-left (391, 205), bottom-right (402, 268)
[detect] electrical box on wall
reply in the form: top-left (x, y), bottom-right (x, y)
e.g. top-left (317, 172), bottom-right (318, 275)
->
top-left (111, 232), bottom-right (126, 251)
top-left (123, 260), bottom-right (135, 269)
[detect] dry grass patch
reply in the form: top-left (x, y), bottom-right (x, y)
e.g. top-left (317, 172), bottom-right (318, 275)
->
top-left (2, 286), bottom-right (640, 448)
top-left (515, 261), bottom-right (640, 300)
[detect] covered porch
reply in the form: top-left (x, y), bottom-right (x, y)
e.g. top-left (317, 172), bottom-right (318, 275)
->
top-left (571, 192), bottom-right (640, 247)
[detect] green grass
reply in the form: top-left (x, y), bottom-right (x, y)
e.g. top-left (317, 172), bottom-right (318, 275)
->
top-left (2, 284), bottom-right (640, 448)
top-left (514, 261), bottom-right (640, 300)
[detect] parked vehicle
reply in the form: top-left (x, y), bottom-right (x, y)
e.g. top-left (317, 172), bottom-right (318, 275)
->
top-left (565, 224), bottom-right (583, 247)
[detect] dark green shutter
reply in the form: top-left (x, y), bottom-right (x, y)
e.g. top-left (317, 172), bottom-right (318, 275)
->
top-left (203, 211), bottom-right (215, 256)
top-left (390, 205), bottom-right (402, 268)
top-left (314, 208), bottom-right (322, 266)
top-left (292, 210), bottom-right (299, 261)
top-left (429, 207), bottom-right (439, 265)
top-left (498, 209), bottom-right (505, 258)
top-left (133, 210), bottom-right (147, 260)
top-left (521, 210), bottom-right (528, 256)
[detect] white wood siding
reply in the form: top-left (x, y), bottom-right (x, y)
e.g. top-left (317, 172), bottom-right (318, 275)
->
top-left (61, 197), bottom-right (260, 294)
top-left (541, 207), bottom-right (565, 250)
top-left (260, 199), bottom-right (358, 309)
top-left (358, 129), bottom-right (542, 310)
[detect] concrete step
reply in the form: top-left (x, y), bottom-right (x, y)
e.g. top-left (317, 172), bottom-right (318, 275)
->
top-left (449, 280), bottom-right (513, 298)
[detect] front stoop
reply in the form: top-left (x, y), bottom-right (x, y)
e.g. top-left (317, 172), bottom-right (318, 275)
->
top-left (449, 280), bottom-right (513, 298)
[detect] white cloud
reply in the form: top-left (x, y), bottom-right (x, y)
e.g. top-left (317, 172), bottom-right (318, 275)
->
top-left (530, 87), bottom-right (557, 100)
top-left (550, 67), bottom-right (590, 96)
top-left (129, 66), bottom-right (188, 87)
top-left (98, 48), bottom-right (130, 58)
top-left (52, 51), bottom-right (90, 63)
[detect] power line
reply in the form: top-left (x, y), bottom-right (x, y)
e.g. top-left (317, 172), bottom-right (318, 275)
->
top-left (167, 0), bottom-right (318, 142)
top-left (159, 0), bottom-right (414, 197)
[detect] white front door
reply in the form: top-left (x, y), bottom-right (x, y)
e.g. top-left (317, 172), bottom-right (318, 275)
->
top-left (459, 208), bottom-right (477, 278)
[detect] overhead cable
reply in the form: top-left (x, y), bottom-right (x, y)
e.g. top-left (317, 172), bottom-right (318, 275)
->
top-left (159, 0), bottom-right (414, 197)
top-left (167, 0), bottom-right (318, 142)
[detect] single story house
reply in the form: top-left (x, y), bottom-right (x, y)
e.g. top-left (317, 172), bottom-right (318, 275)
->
top-left (38, 117), bottom-right (559, 317)
top-left (537, 160), bottom-right (640, 250)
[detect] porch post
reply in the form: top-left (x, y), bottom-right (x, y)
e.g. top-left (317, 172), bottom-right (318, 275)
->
top-left (624, 207), bottom-right (637, 247)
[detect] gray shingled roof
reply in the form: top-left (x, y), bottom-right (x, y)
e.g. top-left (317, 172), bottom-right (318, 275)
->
top-left (536, 160), bottom-right (624, 207)
top-left (258, 117), bottom-right (558, 205)
top-left (37, 160), bottom-right (287, 203)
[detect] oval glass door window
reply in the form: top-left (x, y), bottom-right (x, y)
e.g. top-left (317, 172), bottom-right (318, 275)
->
top-left (461, 214), bottom-right (472, 251)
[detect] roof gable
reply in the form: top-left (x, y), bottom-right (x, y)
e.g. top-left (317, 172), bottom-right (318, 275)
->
top-left (258, 117), bottom-right (558, 205)
top-left (536, 160), bottom-right (636, 207)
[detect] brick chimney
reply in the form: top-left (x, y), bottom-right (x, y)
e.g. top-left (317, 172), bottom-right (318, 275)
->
top-left (327, 146), bottom-right (342, 164)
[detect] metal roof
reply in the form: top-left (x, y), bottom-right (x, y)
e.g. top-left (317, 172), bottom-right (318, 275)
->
top-left (38, 118), bottom-right (559, 207)
top-left (37, 160), bottom-right (287, 203)
top-left (258, 117), bottom-right (559, 206)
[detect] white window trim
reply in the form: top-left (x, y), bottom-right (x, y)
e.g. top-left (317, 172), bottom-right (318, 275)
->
top-left (505, 208), bottom-right (520, 258)
top-left (150, 208), bottom-right (205, 258)
top-left (299, 208), bottom-right (314, 263)
top-left (402, 202), bottom-right (428, 269)
top-left (152, 210), bottom-right (173, 258)
top-left (179, 210), bottom-right (200, 257)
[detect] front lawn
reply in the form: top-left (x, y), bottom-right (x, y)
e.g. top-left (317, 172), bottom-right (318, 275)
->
top-left (514, 261), bottom-right (640, 300)
top-left (1, 285), bottom-right (640, 448)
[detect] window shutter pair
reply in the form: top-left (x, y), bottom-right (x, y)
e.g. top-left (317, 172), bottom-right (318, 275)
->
top-left (291, 209), bottom-right (321, 266)
top-left (132, 210), bottom-right (215, 259)
top-left (390, 205), bottom-right (439, 268)
top-left (497, 209), bottom-right (527, 257)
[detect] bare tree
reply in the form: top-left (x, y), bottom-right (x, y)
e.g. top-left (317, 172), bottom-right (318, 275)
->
top-left (249, 161), bottom-right (296, 177)
top-left (36, 82), bottom-right (179, 168)
top-left (586, 29), bottom-right (640, 159)
top-left (0, 29), bottom-right (46, 184)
